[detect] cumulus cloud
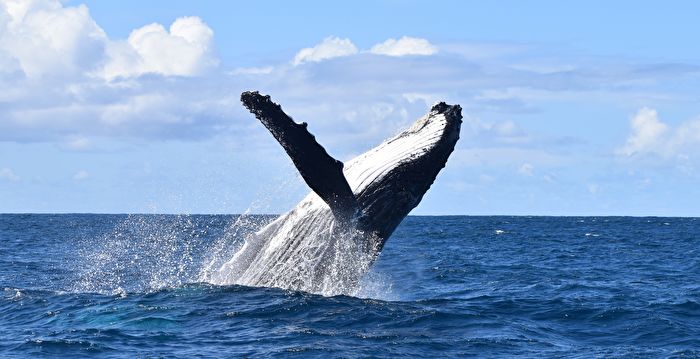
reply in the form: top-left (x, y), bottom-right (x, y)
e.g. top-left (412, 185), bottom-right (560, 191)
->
top-left (290, 35), bottom-right (436, 66)
top-left (0, 168), bottom-right (20, 181)
top-left (1, 0), bottom-right (697, 158)
top-left (102, 16), bottom-right (216, 79)
top-left (617, 107), bottom-right (668, 157)
top-left (0, 0), bottom-right (106, 78)
top-left (0, 0), bottom-right (216, 80)
top-left (0, 0), bottom-right (229, 143)
top-left (369, 36), bottom-right (437, 57)
top-left (292, 36), bottom-right (358, 65)
top-left (617, 107), bottom-right (700, 159)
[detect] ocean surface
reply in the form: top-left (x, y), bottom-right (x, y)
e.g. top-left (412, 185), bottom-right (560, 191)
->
top-left (0, 214), bottom-right (698, 358)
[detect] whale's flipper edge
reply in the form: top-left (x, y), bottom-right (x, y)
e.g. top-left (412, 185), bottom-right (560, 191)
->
top-left (241, 91), bottom-right (359, 221)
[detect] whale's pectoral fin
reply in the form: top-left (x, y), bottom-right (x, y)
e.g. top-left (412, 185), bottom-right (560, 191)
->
top-left (241, 91), bottom-right (359, 221)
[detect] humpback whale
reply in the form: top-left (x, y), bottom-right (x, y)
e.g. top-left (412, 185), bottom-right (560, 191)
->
top-left (212, 91), bottom-right (462, 295)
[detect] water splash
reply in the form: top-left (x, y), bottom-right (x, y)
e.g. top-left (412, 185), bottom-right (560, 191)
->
top-left (206, 214), bottom-right (381, 297)
top-left (72, 212), bottom-right (392, 297)
top-left (73, 214), bottom-right (207, 294)
top-left (197, 210), bottom-right (265, 283)
top-left (72, 172), bottom-right (298, 295)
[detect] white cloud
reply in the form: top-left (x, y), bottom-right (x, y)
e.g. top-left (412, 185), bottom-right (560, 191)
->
top-left (0, 0), bottom-right (229, 143)
top-left (370, 36), bottom-right (437, 57)
top-left (0, 0), bottom-right (697, 160)
top-left (0, 168), bottom-right (20, 181)
top-left (617, 107), bottom-right (668, 157)
top-left (0, 0), bottom-right (106, 78)
top-left (292, 36), bottom-right (358, 65)
top-left (674, 118), bottom-right (700, 150)
top-left (290, 35), bottom-right (436, 66)
top-left (0, 1), bottom-right (216, 80)
top-left (617, 108), bottom-right (700, 159)
top-left (102, 16), bottom-right (216, 79)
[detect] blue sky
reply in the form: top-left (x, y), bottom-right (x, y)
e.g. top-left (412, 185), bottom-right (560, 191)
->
top-left (1, 0), bottom-right (699, 215)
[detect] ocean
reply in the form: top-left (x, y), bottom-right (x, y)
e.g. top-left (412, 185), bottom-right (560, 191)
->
top-left (1, 214), bottom-right (698, 358)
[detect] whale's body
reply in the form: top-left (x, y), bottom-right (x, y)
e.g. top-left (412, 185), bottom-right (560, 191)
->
top-left (212, 92), bottom-right (462, 295)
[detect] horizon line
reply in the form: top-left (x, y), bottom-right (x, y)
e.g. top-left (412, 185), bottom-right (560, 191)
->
top-left (1, 212), bottom-right (698, 219)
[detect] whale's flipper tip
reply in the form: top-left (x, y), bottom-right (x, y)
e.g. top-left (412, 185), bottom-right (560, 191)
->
top-left (241, 91), bottom-right (270, 110)
top-left (241, 91), bottom-right (359, 222)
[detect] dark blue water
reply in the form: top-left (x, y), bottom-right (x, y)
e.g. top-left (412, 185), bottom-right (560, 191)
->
top-left (1, 214), bottom-right (698, 358)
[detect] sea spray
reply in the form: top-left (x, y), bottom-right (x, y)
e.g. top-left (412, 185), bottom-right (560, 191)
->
top-left (209, 211), bottom-right (380, 297)
top-left (198, 210), bottom-right (270, 282)
top-left (73, 214), bottom-right (227, 294)
top-left (71, 211), bottom-right (385, 297)
top-left (70, 163), bottom-right (391, 297)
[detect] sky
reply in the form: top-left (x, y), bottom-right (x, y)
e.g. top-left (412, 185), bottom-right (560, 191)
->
top-left (1, 0), bottom-right (699, 216)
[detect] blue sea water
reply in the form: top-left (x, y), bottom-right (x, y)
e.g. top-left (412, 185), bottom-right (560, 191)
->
top-left (0, 214), bottom-right (698, 358)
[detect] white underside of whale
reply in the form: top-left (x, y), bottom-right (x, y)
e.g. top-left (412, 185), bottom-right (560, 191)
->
top-left (207, 111), bottom-right (449, 296)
